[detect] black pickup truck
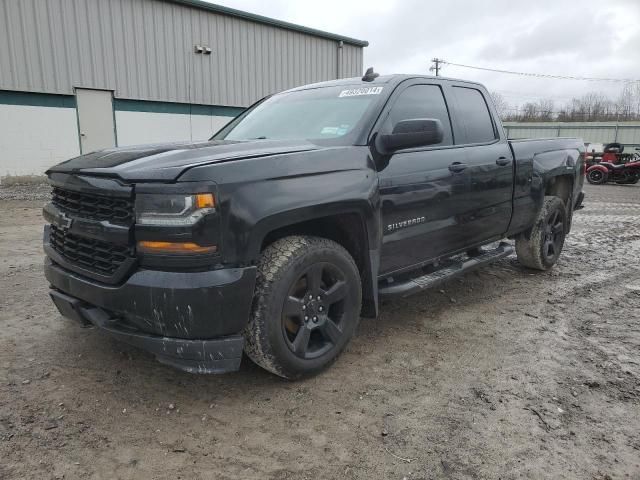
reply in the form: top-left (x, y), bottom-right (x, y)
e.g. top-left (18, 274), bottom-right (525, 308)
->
top-left (44, 72), bottom-right (585, 379)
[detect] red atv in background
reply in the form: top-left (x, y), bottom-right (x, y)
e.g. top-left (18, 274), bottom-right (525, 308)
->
top-left (586, 143), bottom-right (640, 185)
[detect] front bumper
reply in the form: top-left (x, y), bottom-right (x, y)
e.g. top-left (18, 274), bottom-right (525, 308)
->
top-left (45, 259), bottom-right (257, 373)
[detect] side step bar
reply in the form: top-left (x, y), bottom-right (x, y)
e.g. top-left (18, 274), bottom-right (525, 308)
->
top-left (379, 242), bottom-right (514, 298)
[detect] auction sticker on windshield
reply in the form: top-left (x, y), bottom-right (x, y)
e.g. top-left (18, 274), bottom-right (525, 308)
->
top-left (338, 87), bottom-right (383, 97)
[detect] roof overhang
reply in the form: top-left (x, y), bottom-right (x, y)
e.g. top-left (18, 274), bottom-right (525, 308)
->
top-left (166, 0), bottom-right (369, 47)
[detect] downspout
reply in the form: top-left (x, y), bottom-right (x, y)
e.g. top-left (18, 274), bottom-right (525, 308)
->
top-left (336, 40), bottom-right (344, 79)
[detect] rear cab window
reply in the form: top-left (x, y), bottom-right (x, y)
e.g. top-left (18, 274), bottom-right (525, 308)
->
top-left (452, 87), bottom-right (498, 144)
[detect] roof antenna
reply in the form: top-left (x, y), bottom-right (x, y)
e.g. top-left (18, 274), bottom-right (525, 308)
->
top-left (362, 67), bottom-right (379, 82)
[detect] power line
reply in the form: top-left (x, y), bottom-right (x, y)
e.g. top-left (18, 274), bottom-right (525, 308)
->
top-left (495, 90), bottom-right (575, 101)
top-left (441, 61), bottom-right (640, 83)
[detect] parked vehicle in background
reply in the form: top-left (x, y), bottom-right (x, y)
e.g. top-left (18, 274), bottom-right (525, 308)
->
top-left (601, 142), bottom-right (625, 164)
top-left (585, 142), bottom-right (604, 165)
top-left (43, 71), bottom-right (586, 379)
top-left (587, 145), bottom-right (640, 185)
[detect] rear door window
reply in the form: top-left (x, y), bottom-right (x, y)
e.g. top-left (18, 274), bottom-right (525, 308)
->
top-left (453, 87), bottom-right (497, 144)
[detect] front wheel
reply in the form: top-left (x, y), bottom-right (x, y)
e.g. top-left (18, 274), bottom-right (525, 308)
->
top-left (244, 236), bottom-right (362, 379)
top-left (587, 169), bottom-right (608, 185)
top-left (516, 196), bottom-right (567, 271)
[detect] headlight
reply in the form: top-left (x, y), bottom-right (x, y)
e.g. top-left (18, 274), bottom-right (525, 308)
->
top-left (135, 193), bottom-right (215, 226)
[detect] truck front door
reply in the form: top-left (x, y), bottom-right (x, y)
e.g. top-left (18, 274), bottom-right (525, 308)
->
top-left (377, 81), bottom-right (470, 275)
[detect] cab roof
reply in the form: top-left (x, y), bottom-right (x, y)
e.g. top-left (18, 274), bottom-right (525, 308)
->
top-left (285, 74), bottom-right (485, 93)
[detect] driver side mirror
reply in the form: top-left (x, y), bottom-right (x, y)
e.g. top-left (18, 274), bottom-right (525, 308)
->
top-left (380, 118), bottom-right (444, 153)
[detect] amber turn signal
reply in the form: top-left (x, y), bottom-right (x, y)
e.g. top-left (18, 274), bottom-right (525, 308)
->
top-left (137, 240), bottom-right (217, 255)
top-left (195, 193), bottom-right (215, 209)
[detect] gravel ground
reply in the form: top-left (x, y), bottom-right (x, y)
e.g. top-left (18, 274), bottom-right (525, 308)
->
top-left (0, 183), bottom-right (51, 201)
top-left (0, 183), bottom-right (639, 480)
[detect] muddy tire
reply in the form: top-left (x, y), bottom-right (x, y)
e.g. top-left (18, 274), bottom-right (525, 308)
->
top-left (244, 235), bottom-right (362, 379)
top-left (587, 169), bottom-right (608, 185)
top-left (516, 196), bottom-right (567, 271)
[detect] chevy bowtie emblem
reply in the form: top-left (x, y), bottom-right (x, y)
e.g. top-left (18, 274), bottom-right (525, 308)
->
top-left (58, 212), bottom-right (73, 230)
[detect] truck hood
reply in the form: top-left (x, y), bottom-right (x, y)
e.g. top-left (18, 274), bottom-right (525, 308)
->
top-left (47, 139), bottom-right (320, 182)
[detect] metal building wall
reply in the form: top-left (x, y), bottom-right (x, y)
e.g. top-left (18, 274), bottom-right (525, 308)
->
top-left (503, 122), bottom-right (640, 147)
top-left (0, 0), bottom-right (365, 108)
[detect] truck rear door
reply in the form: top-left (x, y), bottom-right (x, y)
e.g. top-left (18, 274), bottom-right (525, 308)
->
top-left (448, 85), bottom-right (513, 244)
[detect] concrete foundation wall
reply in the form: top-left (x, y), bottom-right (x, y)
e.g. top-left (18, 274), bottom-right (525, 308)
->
top-left (0, 91), bottom-right (242, 179)
top-left (115, 111), bottom-right (232, 146)
top-left (0, 103), bottom-right (80, 177)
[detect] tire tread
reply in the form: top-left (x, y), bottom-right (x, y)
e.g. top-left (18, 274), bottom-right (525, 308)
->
top-left (244, 235), bottom-right (360, 379)
top-left (516, 195), bottom-right (566, 271)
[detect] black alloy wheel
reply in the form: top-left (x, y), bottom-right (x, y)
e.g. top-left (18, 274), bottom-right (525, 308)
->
top-left (542, 209), bottom-right (564, 264)
top-left (281, 263), bottom-right (348, 359)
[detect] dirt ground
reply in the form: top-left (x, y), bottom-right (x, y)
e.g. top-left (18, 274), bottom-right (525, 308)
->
top-left (1, 183), bottom-right (639, 480)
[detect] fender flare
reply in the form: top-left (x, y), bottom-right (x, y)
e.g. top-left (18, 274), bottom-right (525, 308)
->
top-left (246, 202), bottom-right (382, 318)
top-left (586, 164), bottom-right (609, 174)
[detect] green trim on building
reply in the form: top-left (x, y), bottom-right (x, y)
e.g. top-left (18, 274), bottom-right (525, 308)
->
top-left (167, 0), bottom-right (368, 47)
top-left (0, 90), bottom-right (76, 108)
top-left (113, 98), bottom-right (244, 117)
top-left (0, 90), bottom-right (244, 118)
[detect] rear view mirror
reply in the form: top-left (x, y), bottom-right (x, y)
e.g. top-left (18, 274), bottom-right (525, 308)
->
top-left (380, 118), bottom-right (444, 152)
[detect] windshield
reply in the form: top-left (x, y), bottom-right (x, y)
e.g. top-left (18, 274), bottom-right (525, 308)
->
top-left (213, 85), bottom-right (384, 143)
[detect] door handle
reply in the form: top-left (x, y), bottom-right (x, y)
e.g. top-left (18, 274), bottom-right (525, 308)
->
top-left (449, 162), bottom-right (467, 173)
top-left (496, 157), bottom-right (511, 166)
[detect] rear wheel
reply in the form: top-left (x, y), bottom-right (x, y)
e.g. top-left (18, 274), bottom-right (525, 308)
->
top-left (516, 196), bottom-right (567, 271)
top-left (244, 236), bottom-right (362, 379)
top-left (587, 169), bottom-right (608, 185)
top-left (615, 174), bottom-right (639, 185)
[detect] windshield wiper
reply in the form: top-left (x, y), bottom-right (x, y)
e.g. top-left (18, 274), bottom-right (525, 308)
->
top-left (250, 136), bottom-right (268, 140)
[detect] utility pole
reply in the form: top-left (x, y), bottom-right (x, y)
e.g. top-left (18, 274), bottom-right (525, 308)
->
top-left (430, 58), bottom-right (444, 76)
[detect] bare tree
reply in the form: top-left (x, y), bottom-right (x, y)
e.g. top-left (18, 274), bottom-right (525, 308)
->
top-left (616, 83), bottom-right (635, 120)
top-left (537, 99), bottom-right (555, 121)
top-left (504, 83), bottom-right (640, 122)
top-left (567, 91), bottom-right (616, 121)
top-left (519, 102), bottom-right (539, 121)
top-left (489, 91), bottom-right (510, 120)
top-left (634, 83), bottom-right (640, 117)
top-left (505, 99), bottom-right (555, 122)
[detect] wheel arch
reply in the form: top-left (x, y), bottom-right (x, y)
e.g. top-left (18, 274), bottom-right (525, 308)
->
top-left (587, 164), bottom-right (609, 174)
top-left (517, 172), bottom-right (576, 240)
top-left (545, 174), bottom-right (574, 207)
top-left (252, 206), bottom-right (381, 318)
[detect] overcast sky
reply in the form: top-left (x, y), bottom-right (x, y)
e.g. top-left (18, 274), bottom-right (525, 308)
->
top-left (213, 0), bottom-right (640, 112)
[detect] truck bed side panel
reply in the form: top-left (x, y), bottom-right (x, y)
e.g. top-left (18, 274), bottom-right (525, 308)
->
top-left (507, 138), bottom-right (584, 236)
